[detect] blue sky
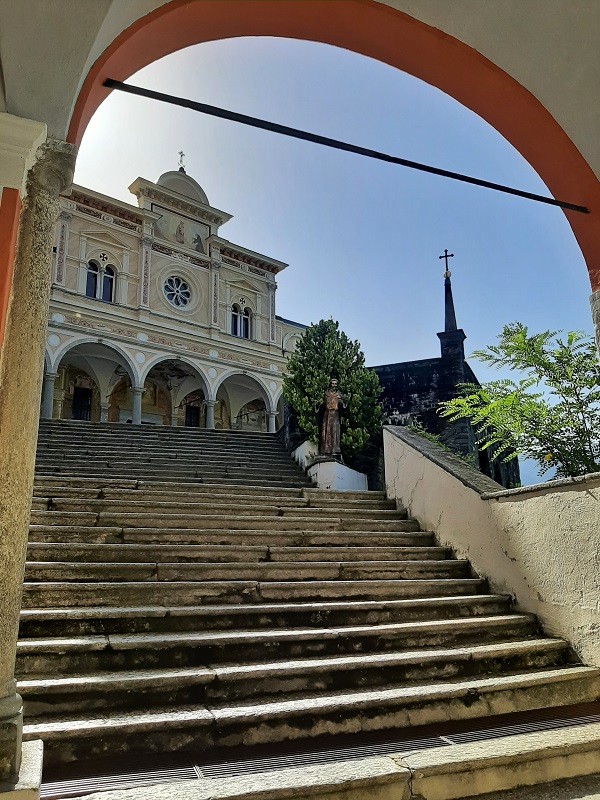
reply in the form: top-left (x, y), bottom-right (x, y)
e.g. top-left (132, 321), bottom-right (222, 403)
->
top-left (74, 37), bottom-right (594, 483)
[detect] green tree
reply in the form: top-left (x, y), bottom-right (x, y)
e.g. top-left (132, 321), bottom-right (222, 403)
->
top-left (438, 323), bottom-right (600, 478)
top-left (283, 319), bottom-right (382, 459)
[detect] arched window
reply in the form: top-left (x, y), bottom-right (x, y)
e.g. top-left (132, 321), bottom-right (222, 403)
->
top-left (231, 304), bottom-right (241, 337)
top-left (242, 307), bottom-right (251, 339)
top-left (85, 261), bottom-right (99, 298)
top-left (102, 265), bottom-right (115, 302)
top-left (231, 304), bottom-right (251, 339)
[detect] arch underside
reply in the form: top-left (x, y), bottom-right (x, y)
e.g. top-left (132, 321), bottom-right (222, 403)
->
top-left (68, 0), bottom-right (600, 290)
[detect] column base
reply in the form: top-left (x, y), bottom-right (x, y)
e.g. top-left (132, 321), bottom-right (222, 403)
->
top-left (0, 740), bottom-right (43, 799)
top-left (0, 693), bottom-right (22, 783)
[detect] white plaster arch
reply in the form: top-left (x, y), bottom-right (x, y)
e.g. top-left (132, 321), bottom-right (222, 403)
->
top-left (51, 336), bottom-right (139, 386)
top-left (213, 369), bottom-right (276, 413)
top-left (140, 354), bottom-right (211, 399)
top-left (173, 376), bottom-right (207, 412)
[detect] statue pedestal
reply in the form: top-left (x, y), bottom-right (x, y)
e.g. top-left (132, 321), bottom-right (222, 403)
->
top-left (307, 457), bottom-right (368, 492)
top-left (291, 439), bottom-right (318, 470)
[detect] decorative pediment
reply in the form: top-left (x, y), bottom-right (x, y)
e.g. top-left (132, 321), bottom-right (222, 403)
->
top-left (80, 228), bottom-right (131, 250)
top-left (227, 278), bottom-right (261, 294)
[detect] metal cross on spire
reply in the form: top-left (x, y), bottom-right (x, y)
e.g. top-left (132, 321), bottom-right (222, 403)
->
top-left (178, 150), bottom-right (186, 172)
top-left (439, 248), bottom-right (454, 278)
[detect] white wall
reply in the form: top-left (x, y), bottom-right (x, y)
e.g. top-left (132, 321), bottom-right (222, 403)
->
top-left (384, 426), bottom-right (600, 666)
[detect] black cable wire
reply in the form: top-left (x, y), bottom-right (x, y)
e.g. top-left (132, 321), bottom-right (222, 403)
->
top-left (104, 78), bottom-right (589, 215)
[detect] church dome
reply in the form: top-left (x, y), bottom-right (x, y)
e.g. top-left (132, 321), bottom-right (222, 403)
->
top-left (157, 169), bottom-right (209, 205)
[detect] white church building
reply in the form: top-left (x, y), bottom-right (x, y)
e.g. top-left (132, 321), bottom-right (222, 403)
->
top-left (41, 168), bottom-right (305, 432)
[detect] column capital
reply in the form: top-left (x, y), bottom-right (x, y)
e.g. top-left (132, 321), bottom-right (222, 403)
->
top-left (132, 386), bottom-right (145, 395)
top-left (0, 112), bottom-right (47, 197)
top-left (28, 138), bottom-right (76, 199)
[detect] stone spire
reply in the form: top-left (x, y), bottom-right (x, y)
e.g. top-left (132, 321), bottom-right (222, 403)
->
top-left (436, 251), bottom-right (475, 458)
top-left (437, 249), bottom-right (466, 360)
top-left (438, 249), bottom-right (458, 331)
top-left (443, 268), bottom-right (458, 331)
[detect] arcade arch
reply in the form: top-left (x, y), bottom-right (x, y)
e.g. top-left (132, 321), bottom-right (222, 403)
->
top-left (141, 358), bottom-right (209, 427)
top-left (214, 371), bottom-right (278, 433)
top-left (41, 340), bottom-right (137, 422)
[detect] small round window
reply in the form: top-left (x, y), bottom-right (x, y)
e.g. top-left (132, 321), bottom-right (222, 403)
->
top-left (164, 276), bottom-right (191, 307)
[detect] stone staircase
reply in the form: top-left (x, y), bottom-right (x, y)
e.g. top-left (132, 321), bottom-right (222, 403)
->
top-left (18, 419), bottom-right (600, 767)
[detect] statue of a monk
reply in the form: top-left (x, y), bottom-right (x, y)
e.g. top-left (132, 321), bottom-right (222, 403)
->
top-left (318, 378), bottom-right (346, 457)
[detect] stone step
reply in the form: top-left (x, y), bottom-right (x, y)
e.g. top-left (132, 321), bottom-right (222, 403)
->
top-left (38, 421), bottom-right (277, 438)
top-left (29, 511), bottom-right (417, 531)
top-left (32, 478), bottom-right (385, 502)
top-left (36, 435), bottom-right (290, 447)
top-left (26, 542), bottom-right (450, 564)
top-left (16, 615), bottom-right (539, 675)
top-left (64, 722), bottom-right (600, 800)
top-left (32, 498), bottom-right (403, 519)
top-left (31, 489), bottom-right (395, 511)
top-left (35, 464), bottom-right (308, 480)
top-left (19, 639), bottom-right (568, 719)
top-left (20, 577), bottom-right (487, 608)
top-left (33, 478), bottom-right (309, 498)
top-left (23, 559), bottom-right (471, 583)
top-left (35, 450), bottom-right (301, 463)
top-left (36, 446), bottom-right (293, 459)
top-left (36, 439), bottom-right (286, 453)
top-left (33, 472), bottom-right (313, 487)
top-left (18, 594), bottom-right (513, 637)
top-left (28, 525), bottom-right (432, 546)
top-left (36, 433), bottom-right (286, 445)
top-left (22, 667), bottom-right (600, 764)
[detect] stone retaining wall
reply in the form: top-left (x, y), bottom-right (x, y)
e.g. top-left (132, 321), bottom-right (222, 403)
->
top-left (383, 426), bottom-right (600, 665)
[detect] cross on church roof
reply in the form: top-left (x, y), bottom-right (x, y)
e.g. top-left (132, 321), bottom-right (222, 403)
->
top-left (439, 248), bottom-right (454, 278)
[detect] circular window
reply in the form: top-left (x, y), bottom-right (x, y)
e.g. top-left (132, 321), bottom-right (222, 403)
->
top-left (163, 276), bottom-right (191, 307)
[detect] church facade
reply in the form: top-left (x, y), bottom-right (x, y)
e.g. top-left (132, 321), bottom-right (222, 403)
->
top-left (42, 169), bottom-right (305, 432)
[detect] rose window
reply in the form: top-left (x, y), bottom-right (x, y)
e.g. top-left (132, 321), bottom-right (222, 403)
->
top-left (163, 276), bottom-right (191, 307)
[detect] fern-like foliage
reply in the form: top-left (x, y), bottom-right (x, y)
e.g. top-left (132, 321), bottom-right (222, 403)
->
top-left (439, 323), bottom-right (600, 478)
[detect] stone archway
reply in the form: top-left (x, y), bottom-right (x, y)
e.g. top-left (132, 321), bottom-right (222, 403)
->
top-left (141, 358), bottom-right (210, 427)
top-left (43, 340), bottom-right (138, 423)
top-left (214, 371), bottom-right (276, 432)
top-left (67, 0), bottom-right (600, 293)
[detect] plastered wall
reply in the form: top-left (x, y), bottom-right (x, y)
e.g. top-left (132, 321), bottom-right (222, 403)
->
top-left (384, 427), bottom-right (600, 665)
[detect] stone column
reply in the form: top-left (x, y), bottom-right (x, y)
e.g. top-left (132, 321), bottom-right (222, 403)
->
top-left (99, 402), bottom-right (109, 423)
top-left (170, 413), bottom-right (179, 427)
top-left (268, 282), bottom-right (277, 343)
top-left (205, 400), bottom-right (215, 430)
top-left (0, 137), bottom-right (76, 781)
top-left (268, 410), bottom-right (277, 433)
top-left (131, 387), bottom-right (144, 425)
top-left (209, 257), bottom-right (220, 331)
top-left (40, 372), bottom-right (58, 419)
